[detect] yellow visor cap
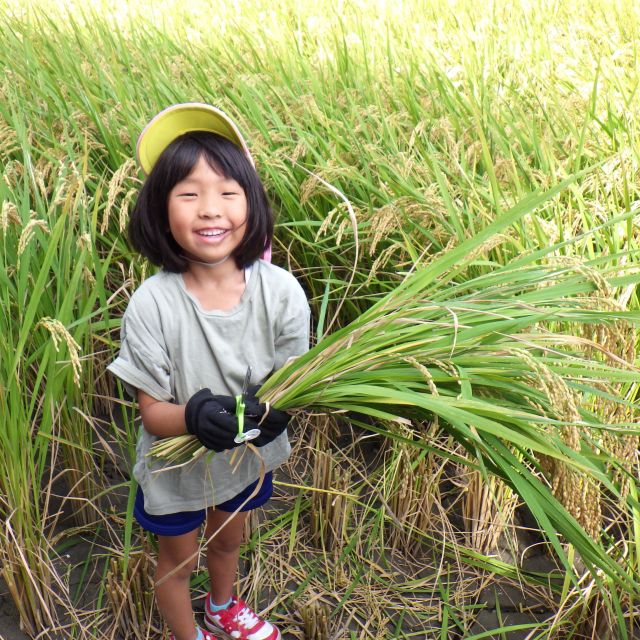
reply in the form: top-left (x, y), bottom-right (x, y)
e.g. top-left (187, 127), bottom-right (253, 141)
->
top-left (136, 103), bottom-right (253, 175)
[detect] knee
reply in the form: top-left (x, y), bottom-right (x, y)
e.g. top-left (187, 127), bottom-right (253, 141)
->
top-left (156, 554), bottom-right (197, 584)
top-left (205, 509), bottom-right (245, 556)
top-left (207, 533), bottom-right (241, 556)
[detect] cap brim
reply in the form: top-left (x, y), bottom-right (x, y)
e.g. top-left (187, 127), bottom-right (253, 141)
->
top-left (136, 103), bottom-right (253, 174)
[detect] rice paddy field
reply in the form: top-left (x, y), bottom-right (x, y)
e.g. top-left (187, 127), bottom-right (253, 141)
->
top-left (0, 0), bottom-right (639, 638)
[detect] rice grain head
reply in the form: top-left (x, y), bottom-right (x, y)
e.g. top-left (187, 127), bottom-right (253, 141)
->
top-left (553, 257), bottom-right (637, 378)
top-left (3, 160), bottom-right (24, 188)
top-left (0, 119), bottom-right (19, 159)
top-left (290, 139), bottom-right (308, 165)
top-left (603, 407), bottom-right (639, 500)
top-left (1, 200), bottom-right (20, 233)
top-left (369, 202), bottom-right (401, 255)
top-left (408, 120), bottom-right (428, 151)
top-left (119, 188), bottom-right (138, 232)
top-left (299, 161), bottom-right (345, 204)
top-left (403, 356), bottom-right (440, 397)
top-left (17, 218), bottom-right (49, 256)
top-left (102, 159), bottom-right (137, 234)
top-left (366, 242), bottom-right (407, 285)
top-left (37, 317), bottom-right (82, 386)
top-left (300, 172), bottom-right (322, 205)
top-left (516, 349), bottom-right (602, 539)
top-left (315, 202), bottom-right (344, 240)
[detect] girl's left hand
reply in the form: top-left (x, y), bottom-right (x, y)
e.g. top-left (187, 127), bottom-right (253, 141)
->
top-left (241, 386), bottom-right (291, 447)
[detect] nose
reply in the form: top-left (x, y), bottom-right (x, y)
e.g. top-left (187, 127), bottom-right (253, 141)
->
top-left (198, 193), bottom-right (221, 218)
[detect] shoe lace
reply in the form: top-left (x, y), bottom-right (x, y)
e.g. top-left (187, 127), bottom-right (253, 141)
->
top-left (234, 603), bottom-right (260, 628)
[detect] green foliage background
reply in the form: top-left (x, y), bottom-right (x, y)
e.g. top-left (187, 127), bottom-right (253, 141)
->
top-left (0, 1), bottom-right (638, 638)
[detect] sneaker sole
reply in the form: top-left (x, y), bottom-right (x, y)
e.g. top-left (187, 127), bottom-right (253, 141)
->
top-left (203, 615), bottom-right (281, 640)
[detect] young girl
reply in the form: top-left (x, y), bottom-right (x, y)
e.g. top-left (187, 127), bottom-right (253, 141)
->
top-left (108, 103), bottom-right (310, 640)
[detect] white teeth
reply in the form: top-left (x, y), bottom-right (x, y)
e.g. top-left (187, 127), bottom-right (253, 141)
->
top-left (197, 229), bottom-right (226, 237)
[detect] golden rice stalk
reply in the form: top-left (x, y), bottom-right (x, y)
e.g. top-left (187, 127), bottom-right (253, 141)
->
top-left (539, 259), bottom-right (637, 519)
top-left (33, 165), bottom-right (50, 199)
top-left (1, 200), bottom-right (20, 233)
top-left (1, 516), bottom-right (58, 637)
top-left (101, 158), bottom-right (137, 234)
top-left (385, 421), bottom-right (444, 554)
top-left (119, 187), bottom-right (138, 232)
top-left (36, 317), bottom-right (82, 385)
top-left (516, 349), bottom-right (603, 540)
top-left (17, 218), bottom-right (49, 256)
top-left (463, 471), bottom-right (519, 554)
top-left (0, 118), bottom-right (19, 159)
top-left (315, 202), bottom-right (345, 240)
top-left (3, 159), bottom-right (24, 188)
top-left (602, 404), bottom-right (639, 501)
top-left (369, 202), bottom-right (402, 255)
top-left (365, 242), bottom-right (405, 285)
top-left (298, 160), bottom-right (345, 205)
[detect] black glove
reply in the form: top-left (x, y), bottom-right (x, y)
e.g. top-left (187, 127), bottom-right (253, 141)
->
top-left (241, 385), bottom-right (291, 447)
top-left (184, 388), bottom-right (261, 452)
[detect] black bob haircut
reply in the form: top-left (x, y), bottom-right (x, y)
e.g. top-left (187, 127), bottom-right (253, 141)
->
top-left (128, 131), bottom-right (273, 272)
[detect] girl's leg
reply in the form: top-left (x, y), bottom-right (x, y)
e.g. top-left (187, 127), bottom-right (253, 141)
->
top-left (156, 529), bottom-right (200, 640)
top-left (204, 508), bottom-right (248, 604)
top-left (203, 509), bottom-right (281, 640)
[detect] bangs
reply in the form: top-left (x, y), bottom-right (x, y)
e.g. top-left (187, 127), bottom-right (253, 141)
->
top-left (161, 133), bottom-right (249, 188)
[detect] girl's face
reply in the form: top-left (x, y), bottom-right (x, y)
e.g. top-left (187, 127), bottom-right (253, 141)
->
top-left (167, 155), bottom-right (248, 267)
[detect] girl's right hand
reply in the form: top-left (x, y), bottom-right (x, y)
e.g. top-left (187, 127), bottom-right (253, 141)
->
top-left (184, 389), bottom-right (260, 451)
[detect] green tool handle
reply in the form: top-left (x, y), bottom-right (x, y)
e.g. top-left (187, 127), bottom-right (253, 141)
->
top-left (235, 394), bottom-right (245, 439)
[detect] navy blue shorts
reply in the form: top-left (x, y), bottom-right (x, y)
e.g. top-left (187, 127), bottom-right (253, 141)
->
top-left (134, 472), bottom-right (273, 536)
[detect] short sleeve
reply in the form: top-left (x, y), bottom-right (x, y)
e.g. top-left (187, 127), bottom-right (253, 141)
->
top-left (107, 293), bottom-right (174, 402)
top-left (273, 280), bottom-right (311, 370)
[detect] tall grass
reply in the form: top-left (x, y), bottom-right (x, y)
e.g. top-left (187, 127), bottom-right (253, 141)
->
top-left (0, 106), bottom-right (115, 634)
top-left (0, 0), bottom-right (638, 637)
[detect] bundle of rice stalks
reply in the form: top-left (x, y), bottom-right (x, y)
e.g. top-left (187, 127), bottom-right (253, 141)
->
top-left (311, 449), bottom-right (353, 547)
top-left (297, 595), bottom-right (331, 640)
top-left (151, 184), bottom-right (640, 593)
top-left (105, 541), bottom-right (160, 640)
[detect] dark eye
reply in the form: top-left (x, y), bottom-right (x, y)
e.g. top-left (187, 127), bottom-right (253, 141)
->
top-left (222, 191), bottom-right (239, 196)
top-left (178, 192), bottom-right (197, 197)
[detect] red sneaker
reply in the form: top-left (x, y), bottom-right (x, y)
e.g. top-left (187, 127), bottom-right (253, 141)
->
top-left (204, 594), bottom-right (281, 640)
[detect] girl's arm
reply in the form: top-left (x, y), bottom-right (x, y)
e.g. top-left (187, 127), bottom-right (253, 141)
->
top-left (138, 390), bottom-right (187, 437)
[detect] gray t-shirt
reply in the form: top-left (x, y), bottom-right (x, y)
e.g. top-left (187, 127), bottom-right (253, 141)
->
top-left (107, 259), bottom-right (310, 515)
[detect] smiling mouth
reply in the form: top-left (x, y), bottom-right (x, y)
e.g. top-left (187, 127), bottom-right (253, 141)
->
top-left (196, 229), bottom-right (228, 237)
